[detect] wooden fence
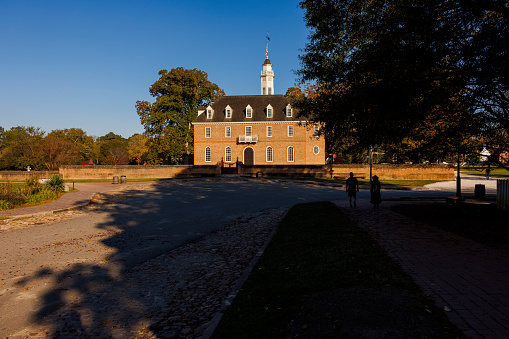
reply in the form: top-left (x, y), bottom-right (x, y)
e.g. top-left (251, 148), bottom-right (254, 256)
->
top-left (497, 179), bottom-right (509, 211)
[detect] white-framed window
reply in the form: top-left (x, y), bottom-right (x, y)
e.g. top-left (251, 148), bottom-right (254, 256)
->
top-left (205, 147), bottom-right (211, 162)
top-left (205, 126), bottom-right (211, 138)
top-left (314, 125), bottom-right (319, 136)
top-left (286, 104), bottom-right (292, 117)
top-left (225, 105), bottom-right (232, 119)
top-left (206, 106), bottom-right (213, 119)
top-left (266, 104), bottom-right (273, 118)
top-left (245, 126), bottom-right (252, 137)
top-left (246, 105), bottom-right (253, 118)
top-left (267, 126), bottom-right (273, 137)
top-left (313, 145), bottom-right (320, 155)
top-left (225, 146), bottom-right (232, 162)
top-left (287, 146), bottom-right (294, 162)
top-left (266, 146), bottom-right (273, 162)
top-left (225, 126), bottom-right (231, 138)
top-left (268, 87), bottom-right (272, 95)
top-left (263, 88), bottom-right (266, 95)
top-left (288, 125), bottom-right (294, 137)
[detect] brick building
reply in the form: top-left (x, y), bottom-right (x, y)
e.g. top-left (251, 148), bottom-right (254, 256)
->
top-left (192, 57), bottom-right (325, 166)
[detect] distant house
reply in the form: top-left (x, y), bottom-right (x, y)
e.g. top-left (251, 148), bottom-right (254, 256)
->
top-left (192, 58), bottom-right (325, 166)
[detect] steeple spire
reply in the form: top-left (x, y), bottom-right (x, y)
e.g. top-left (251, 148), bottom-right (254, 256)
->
top-left (261, 32), bottom-right (274, 95)
top-left (265, 32), bottom-right (270, 59)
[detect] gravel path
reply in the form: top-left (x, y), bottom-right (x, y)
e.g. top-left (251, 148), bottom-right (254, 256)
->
top-left (7, 202), bottom-right (287, 338)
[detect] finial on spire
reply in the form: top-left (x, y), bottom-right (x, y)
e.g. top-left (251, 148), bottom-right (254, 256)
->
top-left (265, 32), bottom-right (270, 59)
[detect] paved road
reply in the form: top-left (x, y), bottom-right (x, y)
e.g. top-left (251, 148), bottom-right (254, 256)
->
top-left (0, 177), bottom-right (500, 336)
top-left (1, 179), bottom-right (342, 336)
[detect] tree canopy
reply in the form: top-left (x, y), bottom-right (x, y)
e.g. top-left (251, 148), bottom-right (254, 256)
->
top-left (136, 67), bottom-right (224, 164)
top-left (297, 0), bottom-right (509, 164)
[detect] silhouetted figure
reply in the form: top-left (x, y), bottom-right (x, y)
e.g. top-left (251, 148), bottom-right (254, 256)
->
top-left (345, 172), bottom-right (359, 207)
top-left (370, 175), bottom-right (382, 208)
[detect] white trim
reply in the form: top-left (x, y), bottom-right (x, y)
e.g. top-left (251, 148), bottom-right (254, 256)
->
top-left (286, 104), bottom-right (292, 117)
top-left (225, 146), bottom-right (232, 162)
top-left (205, 126), bottom-right (211, 138)
top-left (288, 125), bottom-right (294, 137)
top-left (266, 104), bottom-right (273, 118)
top-left (313, 145), bottom-right (320, 155)
top-left (225, 105), bottom-right (232, 119)
top-left (206, 105), bottom-right (214, 119)
top-left (266, 146), bottom-right (273, 162)
top-left (245, 105), bottom-right (253, 118)
top-left (225, 126), bottom-right (231, 138)
top-left (287, 146), bottom-right (294, 162)
top-left (245, 126), bottom-right (252, 137)
top-left (266, 125), bottom-right (273, 137)
top-left (205, 146), bottom-right (211, 162)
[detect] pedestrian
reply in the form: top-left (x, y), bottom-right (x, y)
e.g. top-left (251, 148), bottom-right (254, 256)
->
top-left (345, 172), bottom-right (359, 207)
top-left (486, 167), bottom-right (491, 180)
top-left (370, 175), bottom-right (382, 208)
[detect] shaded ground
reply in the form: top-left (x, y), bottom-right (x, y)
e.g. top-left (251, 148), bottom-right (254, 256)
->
top-left (212, 202), bottom-right (464, 338)
top-left (390, 201), bottom-right (509, 251)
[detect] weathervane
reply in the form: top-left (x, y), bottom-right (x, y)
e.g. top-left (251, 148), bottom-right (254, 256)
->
top-left (265, 32), bottom-right (270, 59)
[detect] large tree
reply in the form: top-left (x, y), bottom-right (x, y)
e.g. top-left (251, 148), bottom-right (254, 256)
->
top-left (39, 135), bottom-right (81, 170)
top-left (0, 126), bottom-right (45, 170)
top-left (127, 134), bottom-right (149, 165)
top-left (97, 132), bottom-right (128, 165)
top-left (136, 67), bottom-right (224, 164)
top-left (48, 128), bottom-right (97, 163)
top-left (297, 0), bottom-right (508, 164)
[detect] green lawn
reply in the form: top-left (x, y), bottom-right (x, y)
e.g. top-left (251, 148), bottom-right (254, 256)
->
top-left (212, 202), bottom-right (464, 338)
top-left (462, 167), bottom-right (509, 178)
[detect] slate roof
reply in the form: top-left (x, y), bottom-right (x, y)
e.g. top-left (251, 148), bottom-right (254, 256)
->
top-left (193, 95), bottom-right (303, 124)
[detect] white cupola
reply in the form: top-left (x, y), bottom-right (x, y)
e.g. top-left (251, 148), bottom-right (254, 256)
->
top-left (260, 58), bottom-right (275, 95)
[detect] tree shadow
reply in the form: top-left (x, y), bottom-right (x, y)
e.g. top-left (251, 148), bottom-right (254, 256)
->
top-left (13, 183), bottom-right (182, 337)
top-left (9, 179), bottom-right (341, 337)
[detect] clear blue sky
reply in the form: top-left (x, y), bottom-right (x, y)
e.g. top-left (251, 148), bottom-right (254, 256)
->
top-left (0, 0), bottom-right (310, 139)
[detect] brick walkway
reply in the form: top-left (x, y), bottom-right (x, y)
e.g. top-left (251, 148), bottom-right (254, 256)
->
top-left (337, 199), bottom-right (509, 338)
top-left (0, 182), bottom-right (155, 218)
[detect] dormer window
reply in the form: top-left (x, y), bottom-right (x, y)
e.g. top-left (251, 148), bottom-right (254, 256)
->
top-left (206, 106), bottom-right (213, 119)
top-left (286, 104), bottom-right (292, 117)
top-left (246, 105), bottom-right (253, 118)
top-left (266, 104), bottom-right (273, 118)
top-left (225, 105), bottom-right (232, 119)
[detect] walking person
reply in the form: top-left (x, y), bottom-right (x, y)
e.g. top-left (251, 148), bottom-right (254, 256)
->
top-left (486, 167), bottom-right (491, 180)
top-left (370, 175), bottom-right (382, 208)
top-left (345, 172), bottom-right (359, 207)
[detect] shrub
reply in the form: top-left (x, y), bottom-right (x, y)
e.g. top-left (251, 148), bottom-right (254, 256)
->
top-left (25, 174), bottom-right (42, 195)
top-left (0, 182), bottom-right (25, 206)
top-left (46, 175), bottom-right (65, 192)
top-left (24, 190), bottom-right (58, 205)
top-left (0, 200), bottom-right (12, 211)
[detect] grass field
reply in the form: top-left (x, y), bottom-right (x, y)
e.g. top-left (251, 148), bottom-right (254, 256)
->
top-left (212, 202), bottom-right (464, 338)
top-left (462, 167), bottom-right (509, 178)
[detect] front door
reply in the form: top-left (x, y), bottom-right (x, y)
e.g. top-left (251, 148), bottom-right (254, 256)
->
top-left (244, 147), bottom-right (254, 166)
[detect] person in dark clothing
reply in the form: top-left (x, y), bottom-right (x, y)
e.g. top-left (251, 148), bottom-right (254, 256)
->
top-left (370, 175), bottom-right (382, 208)
top-left (345, 172), bottom-right (359, 207)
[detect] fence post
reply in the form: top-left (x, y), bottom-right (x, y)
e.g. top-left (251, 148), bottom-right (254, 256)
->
top-left (497, 179), bottom-right (509, 211)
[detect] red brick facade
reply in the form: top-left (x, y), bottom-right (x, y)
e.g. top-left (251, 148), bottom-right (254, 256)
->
top-left (192, 95), bottom-right (325, 165)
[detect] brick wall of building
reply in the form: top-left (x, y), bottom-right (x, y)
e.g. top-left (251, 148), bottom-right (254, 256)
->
top-left (194, 123), bottom-right (325, 165)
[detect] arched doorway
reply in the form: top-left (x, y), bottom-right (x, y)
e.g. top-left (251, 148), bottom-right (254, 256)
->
top-left (244, 147), bottom-right (254, 166)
